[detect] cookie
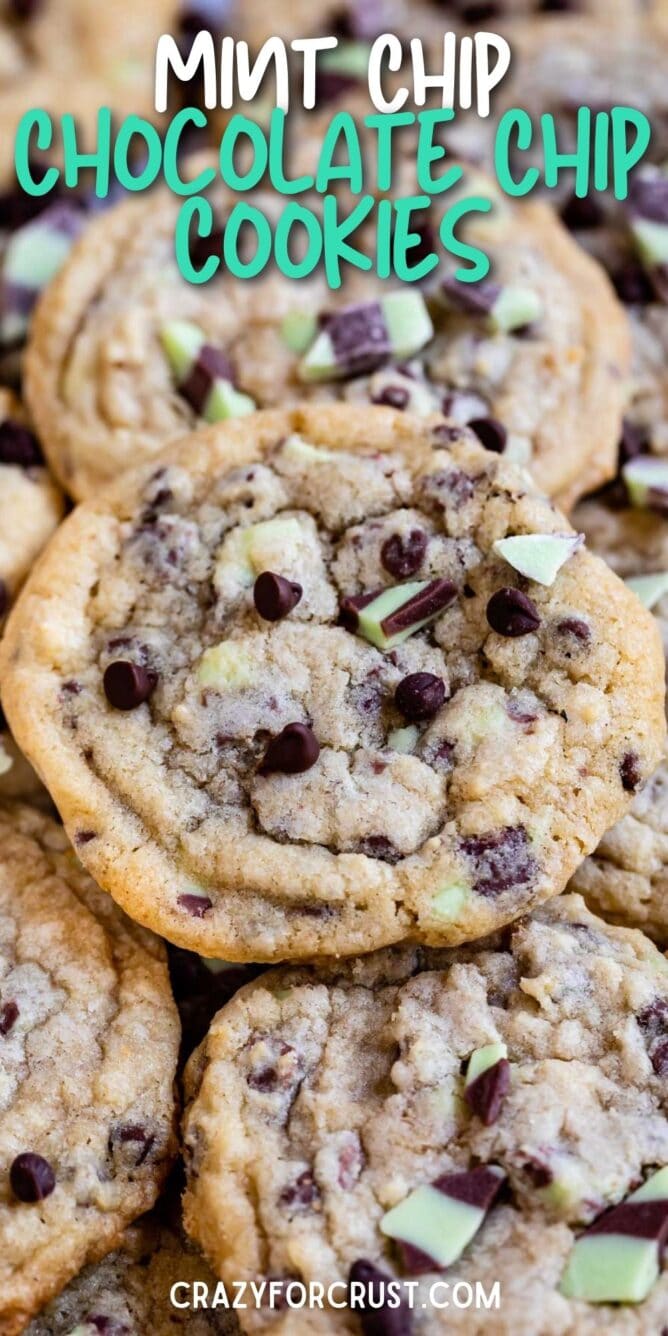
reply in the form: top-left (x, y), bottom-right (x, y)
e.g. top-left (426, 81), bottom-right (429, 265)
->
top-left (26, 1213), bottom-right (236, 1335)
top-left (0, 404), bottom-right (663, 961)
top-left (182, 894), bottom-right (668, 1334)
top-left (24, 169), bottom-right (629, 506)
top-left (0, 801), bottom-right (180, 1334)
top-left (567, 498), bottom-right (668, 944)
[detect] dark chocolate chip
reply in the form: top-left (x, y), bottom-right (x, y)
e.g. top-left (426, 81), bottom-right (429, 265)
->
top-left (395, 672), bottom-right (446, 721)
top-left (560, 191), bottom-right (604, 231)
top-left (180, 344), bottom-right (235, 414)
top-left (253, 571), bottom-right (302, 622)
top-left (380, 529), bottom-right (427, 578)
top-left (380, 579), bottom-right (457, 638)
top-left (348, 1259), bottom-right (412, 1336)
top-left (433, 1164), bottom-right (505, 1210)
top-left (441, 274), bottom-right (500, 315)
top-left (469, 417), bottom-right (507, 454)
top-left (0, 420), bottom-right (43, 468)
top-left (260, 723), bottom-right (320, 775)
top-left (620, 751), bottom-right (642, 792)
top-left (0, 1000), bottom-right (19, 1036)
top-left (465, 1056), bottom-right (510, 1125)
top-left (10, 1152), bottom-right (55, 1202)
top-left (486, 588), bottom-right (541, 637)
top-left (279, 1170), bottom-right (320, 1210)
top-left (177, 893), bottom-right (213, 918)
top-left (103, 661), bottom-right (157, 711)
top-left (460, 826), bottom-right (536, 897)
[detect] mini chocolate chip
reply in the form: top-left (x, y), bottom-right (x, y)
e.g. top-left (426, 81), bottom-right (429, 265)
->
top-left (620, 751), bottom-right (642, 792)
top-left (486, 588), bottom-right (541, 637)
top-left (74, 830), bottom-right (97, 845)
top-left (279, 1170), bottom-right (320, 1210)
top-left (469, 417), bottom-right (507, 454)
top-left (10, 1152), bottom-right (55, 1202)
top-left (556, 617), bottom-right (591, 644)
top-left (395, 672), bottom-right (446, 721)
top-left (0, 1000), bottom-right (19, 1036)
top-left (177, 893), bottom-right (213, 918)
top-left (260, 723), bottom-right (320, 775)
top-left (371, 384), bottom-right (410, 410)
top-left (253, 572), bottom-right (302, 621)
top-left (348, 1260), bottom-right (412, 1336)
top-left (103, 661), bottom-right (157, 711)
top-left (612, 261), bottom-right (654, 306)
top-left (0, 420), bottom-right (43, 468)
top-left (380, 529), bottom-right (427, 578)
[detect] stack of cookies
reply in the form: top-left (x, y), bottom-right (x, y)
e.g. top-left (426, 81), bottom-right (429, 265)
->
top-left (1, 2), bottom-right (668, 1333)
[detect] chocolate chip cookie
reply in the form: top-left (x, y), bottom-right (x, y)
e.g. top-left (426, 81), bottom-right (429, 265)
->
top-left (0, 404), bottom-right (663, 961)
top-left (24, 168), bottom-right (629, 506)
top-left (0, 801), bottom-right (180, 1334)
top-left (182, 894), bottom-right (668, 1334)
top-left (26, 1213), bottom-right (236, 1335)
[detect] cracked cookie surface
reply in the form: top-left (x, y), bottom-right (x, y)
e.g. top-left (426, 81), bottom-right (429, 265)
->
top-left (0, 404), bottom-right (663, 961)
top-left (0, 801), bottom-right (180, 1334)
top-left (182, 894), bottom-right (668, 1335)
top-left (24, 169), bottom-right (628, 507)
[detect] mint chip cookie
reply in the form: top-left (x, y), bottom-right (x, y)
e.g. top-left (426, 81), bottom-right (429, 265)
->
top-left (26, 1214), bottom-right (236, 1335)
top-left (24, 169), bottom-right (629, 506)
top-left (0, 802), bottom-right (179, 1334)
top-left (182, 895), bottom-right (668, 1334)
top-left (0, 405), bottom-right (663, 962)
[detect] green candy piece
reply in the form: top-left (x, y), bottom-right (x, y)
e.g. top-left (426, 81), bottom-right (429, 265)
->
top-left (431, 884), bottom-right (469, 920)
top-left (280, 434), bottom-right (337, 464)
top-left (280, 310), bottom-right (318, 354)
top-left (622, 455), bottom-right (668, 508)
top-left (560, 1167), bottom-right (668, 1304)
top-left (387, 725), bottom-right (419, 754)
top-left (488, 285), bottom-right (544, 333)
top-left (160, 319), bottom-right (204, 381)
top-left (197, 642), bottom-right (255, 689)
top-left (626, 571), bottom-right (668, 609)
top-left (381, 1166), bottom-right (505, 1268)
top-left (631, 217), bottom-right (668, 268)
top-left (465, 1042), bottom-right (507, 1087)
top-left (493, 533), bottom-right (583, 586)
top-left (382, 291), bottom-right (433, 360)
top-left (204, 379), bottom-right (255, 423)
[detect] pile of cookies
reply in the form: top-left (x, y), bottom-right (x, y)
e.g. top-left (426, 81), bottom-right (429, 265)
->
top-left (2, 2), bottom-right (668, 1333)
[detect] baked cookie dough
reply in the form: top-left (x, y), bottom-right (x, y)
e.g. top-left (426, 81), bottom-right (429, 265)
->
top-left (568, 497), bottom-right (668, 944)
top-left (26, 1213), bottom-right (236, 1335)
top-left (182, 894), bottom-right (668, 1334)
top-left (0, 404), bottom-right (663, 961)
top-left (24, 168), bottom-right (629, 506)
top-left (0, 801), bottom-right (180, 1334)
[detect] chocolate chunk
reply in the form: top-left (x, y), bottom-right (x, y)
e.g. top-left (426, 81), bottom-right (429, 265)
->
top-left (612, 261), bottom-right (654, 305)
top-left (469, 417), bottom-right (507, 454)
top-left (371, 383), bottom-right (410, 410)
top-left (348, 1260), bottom-right (412, 1336)
top-left (460, 826), bottom-right (536, 897)
top-left (0, 1000), bottom-right (19, 1036)
top-left (10, 1152), bottom-right (56, 1202)
top-left (381, 529), bottom-right (427, 579)
top-left (465, 1053), bottom-right (510, 1125)
top-left (103, 661), bottom-right (157, 711)
top-left (628, 174), bottom-right (668, 224)
top-left (486, 588), bottom-right (541, 637)
top-left (395, 672), bottom-right (446, 721)
top-left (324, 301), bottom-right (390, 375)
top-left (433, 1164), bottom-right (505, 1210)
top-left (260, 723), bottom-right (320, 775)
top-left (177, 893), bottom-right (213, 918)
top-left (279, 1170), bottom-right (320, 1210)
top-left (0, 420), bottom-right (43, 467)
top-left (620, 751), bottom-right (642, 792)
top-left (180, 343), bottom-right (236, 415)
top-left (560, 191), bottom-right (604, 231)
top-left (440, 274), bottom-right (500, 315)
top-left (253, 571), bottom-right (302, 621)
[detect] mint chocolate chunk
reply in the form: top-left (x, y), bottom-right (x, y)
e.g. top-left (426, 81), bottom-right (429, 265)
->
top-left (464, 1042), bottom-right (510, 1124)
top-left (341, 580), bottom-right (456, 650)
top-left (560, 1168), bottom-right (668, 1303)
top-left (161, 320), bottom-right (255, 422)
top-left (299, 292), bottom-right (432, 382)
top-left (381, 1165), bottom-right (505, 1271)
